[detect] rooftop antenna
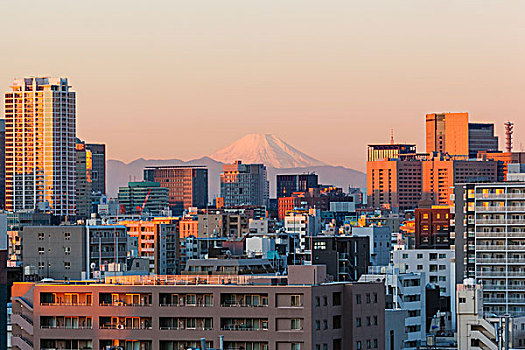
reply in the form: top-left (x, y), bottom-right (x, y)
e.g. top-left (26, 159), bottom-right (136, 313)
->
top-left (505, 121), bottom-right (514, 153)
top-left (390, 129), bottom-right (394, 145)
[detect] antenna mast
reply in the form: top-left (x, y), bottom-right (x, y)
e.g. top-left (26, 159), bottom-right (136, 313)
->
top-left (505, 121), bottom-right (514, 153)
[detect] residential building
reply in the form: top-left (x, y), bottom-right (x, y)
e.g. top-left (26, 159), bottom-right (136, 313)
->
top-left (352, 226), bottom-right (391, 266)
top-left (11, 265), bottom-right (385, 350)
top-left (360, 266), bottom-right (426, 350)
top-left (414, 207), bottom-right (451, 249)
top-left (220, 161), bottom-right (269, 207)
top-left (454, 182), bottom-right (525, 316)
top-left (118, 181), bottom-right (169, 216)
top-left (86, 225), bottom-right (128, 278)
top-left (144, 166), bottom-right (208, 215)
top-left (284, 209), bottom-right (322, 254)
top-left (5, 77), bottom-right (76, 216)
top-left (120, 219), bottom-right (180, 274)
top-left (86, 143), bottom-right (106, 195)
top-left (183, 258), bottom-right (276, 275)
top-left (276, 173), bottom-right (318, 198)
top-left (308, 235), bottom-right (370, 281)
top-left (75, 139), bottom-right (93, 219)
top-left (197, 212), bottom-right (249, 239)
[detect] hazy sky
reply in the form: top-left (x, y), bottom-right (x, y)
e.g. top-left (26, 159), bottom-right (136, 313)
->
top-left (1, 1), bottom-right (524, 171)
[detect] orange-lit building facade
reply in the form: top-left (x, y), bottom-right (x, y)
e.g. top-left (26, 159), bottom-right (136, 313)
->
top-left (5, 77), bottom-right (76, 216)
top-left (426, 112), bottom-right (469, 156)
top-left (178, 218), bottom-right (199, 239)
top-left (415, 207), bottom-right (451, 249)
top-left (120, 218), bottom-right (180, 274)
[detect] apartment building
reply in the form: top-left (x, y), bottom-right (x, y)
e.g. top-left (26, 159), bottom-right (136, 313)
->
top-left (5, 77), bottom-right (76, 216)
top-left (455, 182), bottom-right (525, 317)
top-left (120, 219), bottom-right (180, 274)
top-left (414, 207), bottom-right (451, 249)
top-left (11, 266), bottom-right (385, 350)
top-left (118, 182), bottom-right (169, 217)
top-left (276, 173), bottom-right (318, 198)
top-left (85, 143), bottom-right (106, 195)
top-left (220, 161), bottom-right (269, 208)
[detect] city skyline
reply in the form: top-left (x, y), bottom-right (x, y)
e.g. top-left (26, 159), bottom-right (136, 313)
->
top-left (1, 1), bottom-right (524, 170)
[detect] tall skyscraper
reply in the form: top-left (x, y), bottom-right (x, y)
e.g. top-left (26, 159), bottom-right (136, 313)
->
top-left (144, 166), bottom-right (208, 214)
top-left (468, 123), bottom-right (499, 157)
top-left (85, 143), bottom-right (106, 195)
top-left (5, 77), bottom-right (76, 216)
top-left (220, 161), bottom-right (269, 207)
top-left (426, 112), bottom-right (469, 156)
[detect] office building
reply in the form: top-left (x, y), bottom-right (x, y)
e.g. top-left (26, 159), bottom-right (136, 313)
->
top-left (5, 77), bottom-right (76, 216)
top-left (455, 182), bottom-right (525, 316)
top-left (11, 266), bottom-right (385, 350)
top-left (276, 173), bottom-right (318, 198)
top-left (118, 181), bottom-right (169, 216)
top-left (352, 226), bottom-right (391, 266)
top-left (86, 143), bottom-right (106, 195)
top-left (75, 139), bottom-right (93, 219)
top-left (220, 161), bottom-right (269, 207)
top-left (414, 207), bottom-right (451, 249)
top-left (367, 153), bottom-right (498, 210)
top-left (468, 123), bottom-right (499, 158)
top-left (144, 166), bottom-right (208, 215)
top-left (426, 112), bottom-right (469, 156)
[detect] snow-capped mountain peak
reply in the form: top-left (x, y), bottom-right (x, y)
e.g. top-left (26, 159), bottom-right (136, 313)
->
top-left (209, 133), bottom-right (326, 168)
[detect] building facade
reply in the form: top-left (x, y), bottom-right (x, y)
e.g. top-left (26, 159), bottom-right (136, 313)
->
top-left (276, 174), bottom-right (318, 198)
top-left (5, 77), bottom-right (76, 216)
top-left (75, 139), bottom-right (93, 219)
top-left (220, 161), bottom-right (269, 208)
top-left (426, 112), bottom-right (469, 156)
top-left (144, 166), bottom-right (208, 215)
top-left (414, 207), bottom-right (451, 249)
top-left (118, 181), bottom-right (169, 216)
top-left (455, 182), bottom-right (525, 317)
top-left (11, 269), bottom-right (385, 350)
top-left (85, 143), bottom-right (106, 195)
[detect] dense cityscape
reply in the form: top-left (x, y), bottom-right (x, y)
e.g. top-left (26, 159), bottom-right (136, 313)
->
top-left (0, 76), bottom-right (523, 350)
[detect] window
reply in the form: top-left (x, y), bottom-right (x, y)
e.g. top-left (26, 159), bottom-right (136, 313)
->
top-left (291, 319), bottom-right (301, 330)
top-left (314, 241), bottom-right (326, 250)
top-left (357, 341), bottom-right (362, 350)
top-left (38, 232), bottom-right (45, 240)
top-left (439, 265), bottom-right (446, 270)
top-left (333, 315), bottom-right (341, 329)
top-left (402, 253), bottom-right (408, 259)
top-left (374, 293), bottom-right (378, 303)
top-left (333, 292), bottom-right (341, 306)
top-left (356, 294), bottom-right (361, 304)
top-left (291, 295), bottom-right (301, 307)
top-left (38, 247), bottom-right (45, 255)
top-left (38, 261), bottom-right (45, 269)
top-left (439, 254), bottom-right (446, 259)
top-left (366, 316), bottom-right (371, 326)
top-left (356, 317), bottom-right (362, 327)
top-left (323, 345), bottom-right (328, 350)
top-left (373, 339), bottom-right (378, 348)
top-left (186, 294), bottom-right (196, 306)
top-left (64, 262), bottom-right (71, 270)
top-left (65, 232), bottom-right (71, 240)
top-left (323, 320), bottom-right (328, 330)
top-left (417, 265), bottom-right (423, 270)
top-left (316, 346), bottom-right (321, 350)
top-left (366, 294), bottom-right (371, 303)
top-left (315, 320), bottom-right (320, 330)
top-left (323, 296), bottom-right (328, 306)
top-left (64, 247), bottom-right (71, 255)
top-left (315, 297), bottom-right (320, 306)
top-left (373, 316), bottom-right (378, 325)
top-left (291, 344), bottom-right (301, 350)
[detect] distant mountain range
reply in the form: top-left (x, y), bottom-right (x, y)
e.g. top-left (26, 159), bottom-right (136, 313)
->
top-left (107, 134), bottom-right (365, 198)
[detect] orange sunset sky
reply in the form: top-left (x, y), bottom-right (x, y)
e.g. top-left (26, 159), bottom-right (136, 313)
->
top-left (1, 0), bottom-right (524, 171)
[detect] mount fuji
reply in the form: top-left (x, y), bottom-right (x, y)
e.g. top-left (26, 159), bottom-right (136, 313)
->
top-left (209, 133), bottom-right (326, 168)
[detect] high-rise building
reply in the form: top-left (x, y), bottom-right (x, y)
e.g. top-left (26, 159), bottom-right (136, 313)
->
top-left (118, 181), bottom-right (169, 216)
top-left (85, 143), bottom-right (106, 195)
top-left (0, 120), bottom-right (5, 210)
top-left (220, 161), bottom-right (269, 207)
top-left (144, 166), bottom-right (208, 215)
top-left (276, 173), bottom-right (318, 198)
top-left (75, 139), bottom-right (93, 219)
top-left (5, 77), bottom-right (76, 216)
top-left (468, 123), bottom-right (499, 158)
top-left (426, 112), bottom-right (469, 156)
top-left (455, 182), bottom-right (525, 316)
top-left (367, 153), bottom-right (498, 210)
